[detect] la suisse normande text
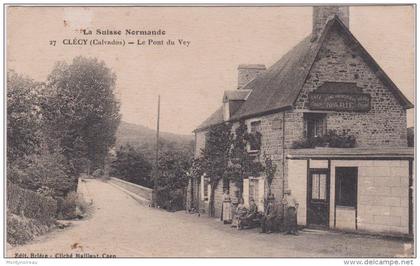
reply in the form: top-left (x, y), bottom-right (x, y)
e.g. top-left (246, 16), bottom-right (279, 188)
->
top-left (81, 29), bottom-right (166, 36)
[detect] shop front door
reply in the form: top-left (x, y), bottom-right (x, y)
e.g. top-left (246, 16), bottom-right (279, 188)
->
top-left (307, 169), bottom-right (330, 227)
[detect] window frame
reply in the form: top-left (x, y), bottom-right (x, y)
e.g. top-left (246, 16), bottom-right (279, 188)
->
top-left (311, 173), bottom-right (328, 201)
top-left (245, 176), bottom-right (265, 211)
top-left (201, 174), bottom-right (209, 202)
top-left (335, 167), bottom-right (358, 208)
top-left (304, 113), bottom-right (327, 138)
top-left (247, 119), bottom-right (262, 153)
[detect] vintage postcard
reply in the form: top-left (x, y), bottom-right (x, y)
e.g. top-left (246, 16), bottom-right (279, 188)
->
top-left (4, 3), bottom-right (416, 262)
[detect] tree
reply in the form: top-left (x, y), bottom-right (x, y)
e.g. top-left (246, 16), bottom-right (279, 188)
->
top-left (110, 144), bottom-right (153, 187)
top-left (263, 153), bottom-right (277, 198)
top-left (42, 57), bottom-right (121, 176)
top-left (7, 70), bottom-right (43, 161)
top-left (229, 120), bottom-right (263, 196)
top-left (156, 150), bottom-right (191, 211)
top-left (7, 70), bottom-right (75, 196)
top-left (198, 123), bottom-right (233, 217)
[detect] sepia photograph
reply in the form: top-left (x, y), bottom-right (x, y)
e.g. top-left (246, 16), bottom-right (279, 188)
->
top-left (3, 3), bottom-right (417, 262)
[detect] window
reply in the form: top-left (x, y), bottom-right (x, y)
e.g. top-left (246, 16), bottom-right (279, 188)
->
top-left (248, 120), bottom-right (262, 152)
top-left (243, 176), bottom-right (265, 211)
top-left (311, 173), bottom-right (327, 200)
top-left (250, 120), bottom-right (261, 134)
top-left (335, 167), bottom-right (358, 207)
top-left (304, 113), bottom-right (326, 138)
top-left (201, 175), bottom-right (209, 201)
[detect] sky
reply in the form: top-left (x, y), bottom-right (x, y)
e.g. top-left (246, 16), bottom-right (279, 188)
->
top-left (7, 5), bottom-right (415, 135)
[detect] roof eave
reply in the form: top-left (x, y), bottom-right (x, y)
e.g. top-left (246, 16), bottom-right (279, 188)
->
top-left (230, 105), bottom-right (294, 122)
top-left (194, 105), bottom-right (294, 133)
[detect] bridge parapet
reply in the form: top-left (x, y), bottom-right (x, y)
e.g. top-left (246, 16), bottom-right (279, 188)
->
top-left (109, 177), bottom-right (152, 205)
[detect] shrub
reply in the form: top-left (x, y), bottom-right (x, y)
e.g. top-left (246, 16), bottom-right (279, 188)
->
top-left (7, 150), bottom-right (76, 198)
top-left (60, 191), bottom-right (89, 219)
top-left (37, 186), bottom-right (55, 197)
top-left (7, 183), bottom-right (57, 224)
top-left (155, 150), bottom-right (190, 211)
top-left (156, 187), bottom-right (186, 212)
top-left (110, 144), bottom-right (153, 187)
top-left (61, 192), bottom-right (77, 219)
top-left (92, 168), bottom-right (103, 178)
top-left (7, 213), bottom-right (50, 245)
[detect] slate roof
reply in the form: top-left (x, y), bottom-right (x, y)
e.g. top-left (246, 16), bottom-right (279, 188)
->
top-left (195, 106), bottom-right (224, 132)
top-left (194, 16), bottom-right (414, 132)
top-left (230, 35), bottom-right (317, 120)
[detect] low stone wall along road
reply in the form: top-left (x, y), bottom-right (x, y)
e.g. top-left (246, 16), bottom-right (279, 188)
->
top-left (7, 179), bottom-right (413, 258)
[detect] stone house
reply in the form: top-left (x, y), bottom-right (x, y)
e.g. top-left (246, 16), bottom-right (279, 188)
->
top-left (188, 6), bottom-right (414, 237)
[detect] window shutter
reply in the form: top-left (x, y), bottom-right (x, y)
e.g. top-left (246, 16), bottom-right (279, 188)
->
top-left (243, 178), bottom-right (249, 208)
top-left (200, 175), bottom-right (205, 200)
top-left (258, 177), bottom-right (265, 212)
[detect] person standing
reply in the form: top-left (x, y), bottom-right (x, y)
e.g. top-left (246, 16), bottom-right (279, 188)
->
top-left (260, 194), bottom-right (279, 233)
top-left (282, 189), bottom-right (299, 235)
top-left (221, 191), bottom-right (232, 224)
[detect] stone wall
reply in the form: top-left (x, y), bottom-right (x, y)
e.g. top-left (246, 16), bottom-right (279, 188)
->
top-left (293, 24), bottom-right (408, 147)
top-left (286, 159), bottom-right (308, 225)
top-left (246, 112), bottom-right (285, 201)
top-left (109, 177), bottom-right (152, 205)
top-left (198, 178), bottom-right (224, 218)
top-left (195, 111), bottom-right (288, 216)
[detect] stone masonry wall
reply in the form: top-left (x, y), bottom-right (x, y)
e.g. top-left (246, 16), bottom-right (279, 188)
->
top-left (197, 111), bottom-right (288, 214)
top-left (293, 25), bottom-right (408, 147)
top-left (246, 112), bottom-right (285, 202)
top-left (197, 178), bottom-right (224, 218)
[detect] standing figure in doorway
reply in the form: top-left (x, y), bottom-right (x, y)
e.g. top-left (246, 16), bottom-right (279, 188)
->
top-left (282, 189), bottom-right (299, 235)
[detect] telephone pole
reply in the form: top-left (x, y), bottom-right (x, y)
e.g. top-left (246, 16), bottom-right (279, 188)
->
top-left (152, 95), bottom-right (160, 207)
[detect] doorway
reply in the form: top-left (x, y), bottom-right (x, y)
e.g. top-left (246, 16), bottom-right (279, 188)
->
top-left (307, 169), bottom-right (330, 227)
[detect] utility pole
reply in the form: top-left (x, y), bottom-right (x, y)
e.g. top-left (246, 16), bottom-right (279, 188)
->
top-left (152, 95), bottom-right (160, 207)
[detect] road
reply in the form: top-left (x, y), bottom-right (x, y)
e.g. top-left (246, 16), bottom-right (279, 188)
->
top-left (7, 179), bottom-right (413, 258)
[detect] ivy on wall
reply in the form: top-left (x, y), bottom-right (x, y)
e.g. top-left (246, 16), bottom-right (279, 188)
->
top-left (191, 120), bottom-right (277, 217)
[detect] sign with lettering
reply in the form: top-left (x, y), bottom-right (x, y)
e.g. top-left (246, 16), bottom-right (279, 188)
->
top-left (308, 92), bottom-right (371, 111)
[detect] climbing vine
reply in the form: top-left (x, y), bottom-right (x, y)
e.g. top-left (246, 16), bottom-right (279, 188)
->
top-left (194, 122), bottom-right (233, 217)
top-left (192, 120), bottom-right (278, 216)
top-left (228, 120), bottom-right (263, 194)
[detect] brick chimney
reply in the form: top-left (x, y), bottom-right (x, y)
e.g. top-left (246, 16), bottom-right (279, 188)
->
top-left (313, 6), bottom-right (349, 36)
top-left (237, 64), bottom-right (266, 89)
